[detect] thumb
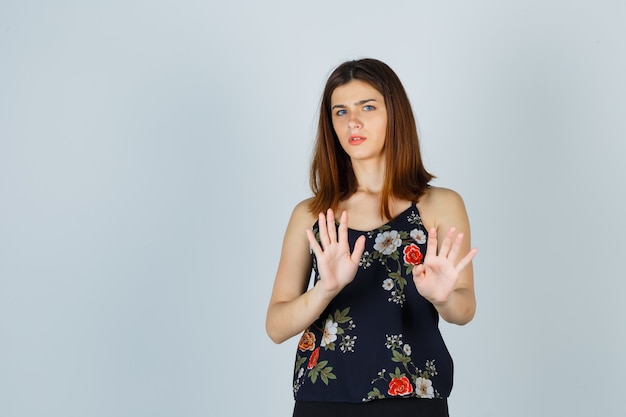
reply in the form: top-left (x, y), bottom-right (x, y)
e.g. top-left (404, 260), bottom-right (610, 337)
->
top-left (350, 235), bottom-right (366, 263)
top-left (412, 264), bottom-right (426, 285)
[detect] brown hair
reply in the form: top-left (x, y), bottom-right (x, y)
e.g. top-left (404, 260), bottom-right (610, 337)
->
top-left (309, 58), bottom-right (434, 219)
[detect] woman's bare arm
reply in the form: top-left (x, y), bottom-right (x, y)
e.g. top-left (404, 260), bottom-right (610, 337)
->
top-left (265, 203), bottom-right (365, 343)
top-left (414, 188), bottom-right (477, 325)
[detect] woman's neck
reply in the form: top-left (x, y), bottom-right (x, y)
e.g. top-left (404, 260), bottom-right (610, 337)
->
top-left (352, 158), bottom-right (386, 194)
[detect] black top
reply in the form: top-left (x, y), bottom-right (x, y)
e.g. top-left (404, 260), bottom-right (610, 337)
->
top-left (292, 204), bottom-right (453, 403)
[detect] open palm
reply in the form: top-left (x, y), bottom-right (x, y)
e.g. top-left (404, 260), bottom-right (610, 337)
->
top-left (306, 209), bottom-right (366, 294)
top-left (412, 227), bottom-right (477, 305)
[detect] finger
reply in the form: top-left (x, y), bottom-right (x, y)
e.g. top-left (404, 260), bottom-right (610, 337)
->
top-left (438, 227), bottom-right (456, 258)
top-left (326, 208), bottom-right (337, 244)
top-left (306, 227), bottom-right (323, 256)
top-left (455, 247), bottom-right (478, 272)
top-left (317, 212), bottom-right (330, 249)
top-left (337, 210), bottom-right (348, 247)
top-left (412, 263), bottom-right (425, 278)
top-left (412, 264), bottom-right (426, 286)
top-left (446, 232), bottom-right (464, 262)
top-left (350, 234), bottom-right (366, 264)
top-left (424, 227), bottom-right (438, 260)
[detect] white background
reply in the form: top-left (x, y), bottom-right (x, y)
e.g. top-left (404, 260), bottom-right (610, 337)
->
top-left (1, 1), bottom-right (625, 416)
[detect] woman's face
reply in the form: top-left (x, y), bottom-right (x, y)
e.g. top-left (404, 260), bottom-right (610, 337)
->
top-left (330, 80), bottom-right (388, 163)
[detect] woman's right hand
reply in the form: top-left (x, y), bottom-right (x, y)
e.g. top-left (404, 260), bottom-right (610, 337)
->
top-left (306, 209), bottom-right (366, 294)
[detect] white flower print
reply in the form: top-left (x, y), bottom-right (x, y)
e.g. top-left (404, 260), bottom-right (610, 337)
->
top-left (373, 230), bottom-right (402, 255)
top-left (321, 319), bottom-right (338, 347)
top-left (382, 278), bottom-right (394, 291)
top-left (340, 335), bottom-right (358, 352)
top-left (415, 377), bottom-right (434, 398)
top-left (407, 212), bottom-right (422, 225)
top-left (385, 334), bottom-right (403, 349)
top-left (359, 251), bottom-right (372, 268)
top-left (388, 291), bottom-right (405, 304)
top-left (410, 228), bottom-right (426, 244)
top-left (403, 344), bottom-right (412, 356)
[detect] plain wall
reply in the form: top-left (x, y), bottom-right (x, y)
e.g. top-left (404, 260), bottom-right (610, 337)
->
top-left (1, 1), bottom-right (625, 416)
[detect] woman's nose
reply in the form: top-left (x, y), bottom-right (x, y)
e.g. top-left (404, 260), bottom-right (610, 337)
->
top-left (348, 115), bottom-right (361, 129)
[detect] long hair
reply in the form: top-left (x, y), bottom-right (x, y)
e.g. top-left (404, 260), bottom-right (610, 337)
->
top-left (309, 58), bottom-right (434, 219)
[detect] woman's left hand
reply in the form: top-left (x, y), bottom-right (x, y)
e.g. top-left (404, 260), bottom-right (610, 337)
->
top-left (412, 227), bottom-right (477, 306)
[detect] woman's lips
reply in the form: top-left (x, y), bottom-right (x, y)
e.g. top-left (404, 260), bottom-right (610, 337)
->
top-left (349, 135), bottom-right (366, 145)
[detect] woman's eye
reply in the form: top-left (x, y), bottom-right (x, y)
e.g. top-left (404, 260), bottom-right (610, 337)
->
top-left (336, 109), bottom-right (347, 116)
top-left (363, 105), bottom-right (375, 111)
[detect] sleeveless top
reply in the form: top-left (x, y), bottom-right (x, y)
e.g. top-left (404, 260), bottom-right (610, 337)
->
top-left (292, 203), bottom-right (453, 403)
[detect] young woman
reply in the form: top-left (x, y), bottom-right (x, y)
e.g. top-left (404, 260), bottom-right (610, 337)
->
top-left (266, 58), bottom-right (477, 417)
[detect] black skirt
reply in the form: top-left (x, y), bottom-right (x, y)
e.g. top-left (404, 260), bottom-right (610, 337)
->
top-left (293, 398), bottom-right (449, 417)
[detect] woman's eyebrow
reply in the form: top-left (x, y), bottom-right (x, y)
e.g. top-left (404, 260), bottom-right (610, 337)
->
top-left (331, 98), bottom-right (377, 110)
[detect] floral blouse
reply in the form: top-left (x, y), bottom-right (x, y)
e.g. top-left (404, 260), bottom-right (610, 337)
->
top-left (293, 203), bottom-right (454, 403)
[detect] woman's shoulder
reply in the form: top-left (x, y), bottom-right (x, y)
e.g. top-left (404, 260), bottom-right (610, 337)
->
top-left (288, 197), bottom-right (318, 227)
top-left (420, 185), bottom-right (465, 207)
top-left (418, 186), bottom-right (468, 227)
